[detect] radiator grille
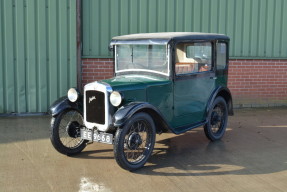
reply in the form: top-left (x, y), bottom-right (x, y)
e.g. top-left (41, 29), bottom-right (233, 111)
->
top-left (85, 90), bottom-right (105, 124)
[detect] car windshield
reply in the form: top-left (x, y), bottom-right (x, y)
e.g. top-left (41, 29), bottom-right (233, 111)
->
top-left (115, 44), bottom-right (169, 76)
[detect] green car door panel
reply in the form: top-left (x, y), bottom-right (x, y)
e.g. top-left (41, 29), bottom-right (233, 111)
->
top-left (173, 72), bottom-right (216, 128)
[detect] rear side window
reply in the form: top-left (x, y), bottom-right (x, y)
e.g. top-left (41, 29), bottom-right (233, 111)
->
top-left (186, 42), bottom-right (212, 59)
top-left (216, 43), bottom-right (227, 70)
top-left (175, 42), bottom-right (212, 75)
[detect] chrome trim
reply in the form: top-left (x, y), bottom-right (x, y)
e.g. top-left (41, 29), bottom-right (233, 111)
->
top-left (116, 69), bottom-right (169, 76)
top-left (100, 81), bottom-right (113, 93)
top-left (83, 81), bottom-right (113, 132)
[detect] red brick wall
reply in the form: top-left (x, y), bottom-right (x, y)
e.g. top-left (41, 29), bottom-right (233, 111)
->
top-left (229, 59), bottom-right (287, 107)
top-left (82, 58), bottom-right (114, 88)
top-left (82, 58), bottom-right (287, 107)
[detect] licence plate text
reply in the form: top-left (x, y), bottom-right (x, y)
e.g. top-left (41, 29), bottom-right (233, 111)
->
top-left (81, 129), bottom-right (113, 144)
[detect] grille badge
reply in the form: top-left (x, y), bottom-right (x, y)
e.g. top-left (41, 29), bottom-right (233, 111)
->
top-left (89, 96), bottom-right (96, 103)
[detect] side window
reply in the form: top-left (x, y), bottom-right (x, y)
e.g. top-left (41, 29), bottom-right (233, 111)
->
top-left (216, 43), bottom-right (227, 70)
top-left (175, 42), bottom-right (212, 75)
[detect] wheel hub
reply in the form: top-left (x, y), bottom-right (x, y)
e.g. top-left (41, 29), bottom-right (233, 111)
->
top-left (66, 121), bottom-right (81, 138)
top-left (211, 111), bottom-right (220, 125)
top-left (127, 132), bottom-right (142, 150)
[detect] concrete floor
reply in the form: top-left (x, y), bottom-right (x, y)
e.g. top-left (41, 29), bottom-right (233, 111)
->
top-left (0, 107), bottom-right (287, 192)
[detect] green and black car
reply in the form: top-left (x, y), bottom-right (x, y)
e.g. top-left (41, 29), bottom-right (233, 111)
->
top-left (50, 32), bottom-right (234, 171)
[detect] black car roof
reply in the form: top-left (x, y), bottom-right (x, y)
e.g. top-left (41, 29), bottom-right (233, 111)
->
top-left (110, 32), bottom-right (229, 45)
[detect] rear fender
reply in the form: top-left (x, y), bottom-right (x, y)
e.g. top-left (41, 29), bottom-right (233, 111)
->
top-left (206, 86), bottom-right (234, 116)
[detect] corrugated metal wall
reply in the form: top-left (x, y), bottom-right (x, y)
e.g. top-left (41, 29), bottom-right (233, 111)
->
top-left (82, 0), bottom-right (287, 59)
top-left (0, 0), bottom-right (77, 113)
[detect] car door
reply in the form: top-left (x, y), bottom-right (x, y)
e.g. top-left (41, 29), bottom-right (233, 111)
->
top-left (173, 41), bottom-right (216, 128)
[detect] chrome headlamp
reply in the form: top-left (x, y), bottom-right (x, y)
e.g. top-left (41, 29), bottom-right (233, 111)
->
top-left (109, 91), bottom-right (123, 107)
top-left (67, 88), bottom-right (79, 102)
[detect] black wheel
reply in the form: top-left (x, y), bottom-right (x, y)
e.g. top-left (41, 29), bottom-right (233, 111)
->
top-left (204, 96), bottom-right (228, 141)
top-left (50, 109), bottom-right (87, 155)
top-left (114, 112), bottom-right (156, 171)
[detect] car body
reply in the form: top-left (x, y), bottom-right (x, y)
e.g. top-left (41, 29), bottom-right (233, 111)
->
top-left (50, 32), bottom-right (233, 171)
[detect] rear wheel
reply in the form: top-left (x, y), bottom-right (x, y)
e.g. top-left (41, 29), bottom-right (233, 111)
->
top-left (204, 96), bottom-right (228, 141)
top-left (50, 109), bottom-right (87, 155)
top-left (114, 112), bottom-right (156, 171)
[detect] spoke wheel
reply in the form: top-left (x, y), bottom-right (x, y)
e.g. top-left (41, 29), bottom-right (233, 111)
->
top-left (50, 109), bottom-right (87, 155)
top-left (114, 112), bottom-right (156, 171)
top-left (204, 96), bottom-right (228, 141)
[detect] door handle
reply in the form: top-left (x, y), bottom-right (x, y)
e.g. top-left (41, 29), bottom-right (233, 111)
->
top-left (210, 76), bottom-right (217, 80)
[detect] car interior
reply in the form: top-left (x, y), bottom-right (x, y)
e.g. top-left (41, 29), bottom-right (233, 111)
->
top-left (175, 43), bottom-right (211, 75)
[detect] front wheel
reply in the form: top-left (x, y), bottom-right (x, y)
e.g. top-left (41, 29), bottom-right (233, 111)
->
top-left (114, 112), bottom-right (156, 171)
top-left (204, 96), bottom-right (228, 141)
top-left (50, 109), bottom-right (87, 155)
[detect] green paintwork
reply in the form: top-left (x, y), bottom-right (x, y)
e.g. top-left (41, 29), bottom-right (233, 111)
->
top-left (82, 0), bottom-right (287, 59)
top-left (0, 0), bottom-right (77, 113)
top-left (102, 71), bottom-right (221, 130)
top-left (102, 75), bottom-right (174, 124)
top-left (173, 74), bottom-right (215, 128)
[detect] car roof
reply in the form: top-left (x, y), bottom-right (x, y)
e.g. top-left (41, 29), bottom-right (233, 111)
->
top-left (111, 32), bottom-right (229, 44)
top-left (110, 32), bottom-right (229, 46)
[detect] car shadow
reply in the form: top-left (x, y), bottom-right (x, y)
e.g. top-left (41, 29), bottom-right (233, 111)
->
top-left (70, 127), bottom-right (287, 177)
top-left (134, 129), bottom-right (287, 176)
top-left (70, 149), bottom-right (114, 160)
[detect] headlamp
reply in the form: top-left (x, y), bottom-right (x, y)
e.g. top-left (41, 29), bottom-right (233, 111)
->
top-left (110, 91), bottom-right (123, 107)
top-left (67, 88), bottom-right (79, 102)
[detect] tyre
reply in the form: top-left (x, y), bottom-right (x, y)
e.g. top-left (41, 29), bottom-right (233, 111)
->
top-left (50, 109), bottom-right (87, 155)
top-left (114, 112), bottom-right (156, 171)
top-left (204, 96), bottom-right (228, 141)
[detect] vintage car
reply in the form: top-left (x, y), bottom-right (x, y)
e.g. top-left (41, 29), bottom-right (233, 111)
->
top-left (49, 32), bottom-right (233, 171)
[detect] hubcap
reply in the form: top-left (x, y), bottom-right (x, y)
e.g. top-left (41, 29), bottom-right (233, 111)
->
top-left (210, 104), bottom-right (226, 134)
top-left (211, 111), bottom-right (220, 126)
top-left (127, 132), bottom-right (142, 150)
top-left (66, 121), bottom-right (80, 138)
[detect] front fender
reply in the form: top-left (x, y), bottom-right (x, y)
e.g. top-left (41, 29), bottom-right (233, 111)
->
top-left (113, 102), bottom-right (169, 132)
top-left (49, 96), bottom-right (83, 117)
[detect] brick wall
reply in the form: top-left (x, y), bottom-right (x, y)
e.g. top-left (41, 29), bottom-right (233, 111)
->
top-left (229, 59), bottom-right (287, 107)
top-left (82, 58), bottom-right (287, 107)
top-left (82, 58), bottom-right (114, 88)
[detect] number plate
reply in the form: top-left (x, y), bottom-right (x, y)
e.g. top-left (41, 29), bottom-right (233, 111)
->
top-left (81, 129), bottom-right (113, 144)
